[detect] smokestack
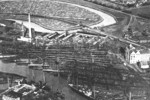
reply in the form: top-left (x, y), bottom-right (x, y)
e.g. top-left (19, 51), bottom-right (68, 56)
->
top-left (28, 13), bottom-right (32, 38)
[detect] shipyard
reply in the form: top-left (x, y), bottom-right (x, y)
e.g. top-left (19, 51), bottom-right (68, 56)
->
top-left (0, 0), bottom-right (150, 100)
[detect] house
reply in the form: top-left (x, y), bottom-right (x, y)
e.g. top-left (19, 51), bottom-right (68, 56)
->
top-left (126, 48), bottom-right (150, 68)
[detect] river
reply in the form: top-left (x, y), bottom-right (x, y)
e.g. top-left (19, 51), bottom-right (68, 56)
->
top-left (0, 60), bottom-right (87, 100)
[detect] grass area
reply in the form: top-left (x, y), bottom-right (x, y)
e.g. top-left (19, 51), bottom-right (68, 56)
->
top-left (130, 6), bottom-right (150, 19)
top-left (54, 0), bottom-right (131, 20)
top-left (0, 0), bottom-right (101, 31)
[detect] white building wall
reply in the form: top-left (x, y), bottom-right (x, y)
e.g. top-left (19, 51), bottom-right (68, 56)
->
top-left (140, 54), bottom-right (150, 62)
top-left (130, 52), bottom-right (140, 64)
top-left (130, 51), bottom-right (150, 64)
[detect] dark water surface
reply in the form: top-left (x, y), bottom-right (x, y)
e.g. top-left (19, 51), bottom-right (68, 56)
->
top-left (0, 60), bottom-right (86, 100)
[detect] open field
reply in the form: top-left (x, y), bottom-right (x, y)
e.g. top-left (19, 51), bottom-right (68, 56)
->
top-left (0, 1), bottom-right (101, 30)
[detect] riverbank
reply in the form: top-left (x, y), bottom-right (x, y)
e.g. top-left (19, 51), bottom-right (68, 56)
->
top-left (0, 59), bottom-right (88, 100)
top-left (28, 69), bottom-right (87, 100)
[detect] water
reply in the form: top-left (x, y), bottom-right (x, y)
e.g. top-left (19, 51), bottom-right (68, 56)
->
top-left (0, 60), bottom-right (28, 77)
top-left (0, 60), bottom-right (87, 100)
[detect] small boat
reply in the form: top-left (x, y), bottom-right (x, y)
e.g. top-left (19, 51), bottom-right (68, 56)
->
top-left (28, 63), bottom-right (43, 70)
top-left (68, 84), bottom-right (94, 100)
top-left (28, 63), bottom-right (51, 70)
top-left (0, 55), bottom-right (16, 59)
top-left (43, 69), bottom-right (63, 73)
top-left (42, 65), bottom-right (50, 69)
top-left (43, 69), bottom-right (60, 77)
top-left (2, 57), bottom-right (16, 63)
top-left (16, 61), bottom-right (29, 65)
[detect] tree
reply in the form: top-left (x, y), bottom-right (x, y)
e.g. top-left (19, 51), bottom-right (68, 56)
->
top-left (136, 61), bottom-right (141, 68)
top-left (142, 29), bottom-right (148, 36)
top-left (119, 47), bottom-right (126, 58)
